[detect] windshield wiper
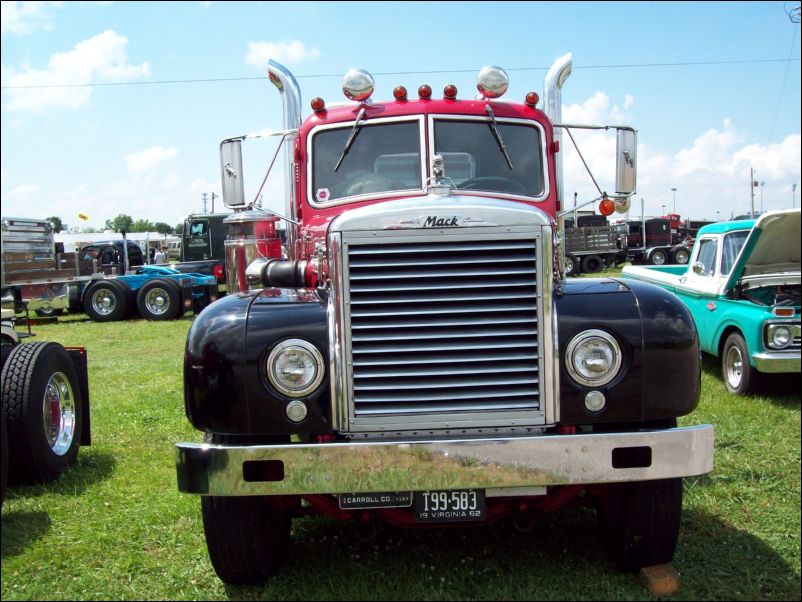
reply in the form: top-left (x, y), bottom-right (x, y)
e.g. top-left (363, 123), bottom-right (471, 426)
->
top-left (485, 105), bottom-right (513, 170)
top-left (334, 107), bottom-right (367, 172)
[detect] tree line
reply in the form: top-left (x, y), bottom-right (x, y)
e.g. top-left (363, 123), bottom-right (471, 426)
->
top-left (47, 214), bottom-right (181, 235)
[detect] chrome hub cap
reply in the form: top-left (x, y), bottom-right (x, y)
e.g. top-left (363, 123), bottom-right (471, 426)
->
top-left (725, 345), bottom-right (743, 388)
top-left (92, 288), bottom-right (116, 315)
top-left (145, 288), bottom-right (170, 314)
top-left (43, 372), bottom-right (76, 455)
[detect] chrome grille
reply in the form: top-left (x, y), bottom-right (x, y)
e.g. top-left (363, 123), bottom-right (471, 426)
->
top-left (345, 237), bottom-right (541, 419)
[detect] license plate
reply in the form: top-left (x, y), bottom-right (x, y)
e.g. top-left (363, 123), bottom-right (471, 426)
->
top-left (413, 489), bottom-right (486, 523)
top-left (338, 492), bottom-right (413, 510)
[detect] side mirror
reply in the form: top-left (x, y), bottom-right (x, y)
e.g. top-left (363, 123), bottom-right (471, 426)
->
top-left (615, 128), bottom-right (637, 196)
top-left (692, 261), bottom-right (706, 276)
top-left (220, 139), bottom-right (246, 208)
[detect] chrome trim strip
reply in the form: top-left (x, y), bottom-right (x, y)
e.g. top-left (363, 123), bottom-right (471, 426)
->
top-left (328, 231), bottom-right (347, 431)
top-left (175, 425), bottom-right (715, 496)
top-left (307, 115), bottom-right (427, 209)
top-left (426, 114), bottom-right (550, 203)
top-left (540, 225), bottom-right (558, 425)
top-left (753, 351), bottom-right (801, 373)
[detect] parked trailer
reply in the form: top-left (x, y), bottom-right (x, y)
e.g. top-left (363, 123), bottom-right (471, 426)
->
top-left (1, 217), bottom-right (218, 322)
top-left (563, 223), bottom-right (627, 275)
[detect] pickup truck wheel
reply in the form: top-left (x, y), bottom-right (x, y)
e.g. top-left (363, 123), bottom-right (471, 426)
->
top-left (564, 254), bottom-right (580, 276)
top-left (1, 342), bottom-right (83, 484)
top-left (136, 279), bottom-right (180, 321)
top-left (598, 477), bottom-right (682, 571)
top-left (581, 254), bottom-right (603, 274)
top-left (722, 332), bottom-right (758, 395)
top-left (201, 434), bottom-right (292, 584)
top-left (672, 248), bottom-right (690, 265)
top-left (84, 280), bottom-right (129, 322)
top-left (649, 250), bottom-right (668, 265)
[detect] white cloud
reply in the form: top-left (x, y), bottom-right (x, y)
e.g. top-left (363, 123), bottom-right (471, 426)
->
top-left (125, 146), bottom-right (177, 173)
top-left (245, 40), bottom-right (320, 69)
top-left (2, 29), bottom-right (150, 111)
top-left (560, 96), bottom-right (800, 220)
top-left (1, 1), bottom-right (63, 36)
top-left (11, 183), bottom-right (40, 195)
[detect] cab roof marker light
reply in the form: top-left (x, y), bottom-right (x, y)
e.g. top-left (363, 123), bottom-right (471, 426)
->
top-left (418, 84), bottom-right (432, 99)
top-left (310, 97), bottom-right (326, 112)
top-left (443, 84), bottom-right (458, 99)
top-left (525, 91), bottom-right (540, 107)
top-left (393, 85), bottom-right (408, 101)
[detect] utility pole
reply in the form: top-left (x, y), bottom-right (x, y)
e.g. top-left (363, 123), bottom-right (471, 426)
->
top-left (793, 183), bottom-right (797, 209)
top-left (750, 167), bottom-right (757, 218)
top-left (671, 187), bottom-right (677, 214)
top-left (211, 192), bottom-right (217, 213)
top-left (759, 181), bottom-right (765, 213)
top-left (201, 192), bottom-right (208, 214)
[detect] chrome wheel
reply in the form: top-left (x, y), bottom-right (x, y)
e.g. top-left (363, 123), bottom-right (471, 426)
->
top-left (42, 371), bottom-right (76, 456)
top-left (724, 344), bottom-right (743, 390)
top-left (145, 288), bottom-right (171, 315)
top-left (91, 288), bottom-right (117, 316)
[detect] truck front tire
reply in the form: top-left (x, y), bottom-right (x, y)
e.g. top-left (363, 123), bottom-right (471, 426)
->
top-left (1, 342), bottom-right (83, 484)
top-left (598, 477), bottom-right (683, 571)
top-left (722, 332), bottom-right (758, 395)
top-left (200, 434), bottom-right (292, 584)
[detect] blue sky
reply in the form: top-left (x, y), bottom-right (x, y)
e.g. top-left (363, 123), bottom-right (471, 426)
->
top-left (2, 1), bottom-right (800, 231)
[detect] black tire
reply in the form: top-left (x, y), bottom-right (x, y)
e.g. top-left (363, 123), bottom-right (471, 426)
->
top-left (35, 308), bottom-right (64, 318)
top-left (649, 250), bottom-right (668, 265)
top-left (1, 342), bottom-right (83, 484)
top-left (598, 477), bottom-right (683, 571)
top-left (581, 254), bottom-right (603, 274)
top-left (83, 279), bottom-right (130, 322)
top-left (672, 247), bottom-right (690, 265)
top-left (136, 279), bottom-right (181, 321)
top-left (201, 434), bottom-right (292, 584)
top-left (1, 413), bottom-right (8, 507)
top-left (564, 254), bottom-right (580, 277)
top-left (722, 332), bottom-right (758, 395)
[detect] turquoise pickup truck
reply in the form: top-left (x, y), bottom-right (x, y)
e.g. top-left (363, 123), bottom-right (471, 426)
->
top-left (622, 209), bottom-right (800, 395)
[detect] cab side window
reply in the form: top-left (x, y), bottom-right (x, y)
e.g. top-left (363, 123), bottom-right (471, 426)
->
top-left (695, 238), bottom-right (718, 276)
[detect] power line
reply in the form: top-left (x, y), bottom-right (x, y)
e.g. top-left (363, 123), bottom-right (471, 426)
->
top-left (1, 57), bottom-right (799, 90)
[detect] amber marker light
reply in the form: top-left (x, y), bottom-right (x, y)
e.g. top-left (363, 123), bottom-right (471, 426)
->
top-left (525, 91), bottom-right (539, 107)
top-left (599, 197), bottom-right (615, 216)
top-left (393, 86), bottom-right (408, 101)
top-left (310, 97), bottom-right (326, 112)
top-left (418, 84), bottom-right (432, 99)
top-left (443, 84), bottom-right (458, 99)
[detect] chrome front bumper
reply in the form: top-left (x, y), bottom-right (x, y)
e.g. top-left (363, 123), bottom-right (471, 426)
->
top-left (753, 351), bottom-right (801, 373)
top-left (176, 425), bottom-right (714, 496)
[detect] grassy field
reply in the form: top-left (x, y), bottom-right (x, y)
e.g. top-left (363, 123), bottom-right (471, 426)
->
top-left (1, 285), bottom-right (800, 601)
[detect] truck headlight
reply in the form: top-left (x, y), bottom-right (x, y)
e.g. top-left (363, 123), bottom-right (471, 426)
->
top-left (767, 324), bottom-right (792, 350)
top-left (266, 339), bottom-right (324, 397)
top-left (565, 329), bottom-right (622, 387)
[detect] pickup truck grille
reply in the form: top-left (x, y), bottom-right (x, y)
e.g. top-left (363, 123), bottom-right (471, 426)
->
top-left (344, 237), bottom-right (541, 420)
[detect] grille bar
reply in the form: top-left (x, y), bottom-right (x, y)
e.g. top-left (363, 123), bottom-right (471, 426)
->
top-left (346, 236), bottom-right (541, 419)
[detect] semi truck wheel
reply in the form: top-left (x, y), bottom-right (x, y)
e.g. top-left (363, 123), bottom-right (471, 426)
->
top-left (671, 248), bottom-right (690, 265)
top-left (722, 332), bottom-right (758, 395)
top-left (1, 342), bottom-right (83, 484)
top-left (598, 477), bottom-right (682, 570)
top-left (564, 254), bottom-right (580, 276)
top-left (1, 413), bottom-right (7, 507)
top-left (581, 254), bottom-right (603, 274)
top-left (84, 280), bottom-right (130, 322)
top-left (200, 434), bottom-right (292, 584)
top-left (649, 250), bottom-right (668, 265)
top-left (136, 279), bottom-right (181, 321)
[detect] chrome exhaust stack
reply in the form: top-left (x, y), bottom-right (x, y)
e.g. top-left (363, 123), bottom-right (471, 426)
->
top-left (543, 53), bottom-right (572, 211)
top-left (267, 60), bottom-right (303, 259)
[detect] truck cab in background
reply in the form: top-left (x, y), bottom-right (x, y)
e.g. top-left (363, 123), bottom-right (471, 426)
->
top-left (175, 56), bottom-right (714, 584)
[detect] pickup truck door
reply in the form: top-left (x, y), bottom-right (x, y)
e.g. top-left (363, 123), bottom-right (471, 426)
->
top-left (676, 236), bottom-right (721, 348)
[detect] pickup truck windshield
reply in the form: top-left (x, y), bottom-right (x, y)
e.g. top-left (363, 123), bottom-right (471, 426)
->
top-left (312, 121), bottom-right (422, 203)
top-left (433, 119), bottom-right (544, 197)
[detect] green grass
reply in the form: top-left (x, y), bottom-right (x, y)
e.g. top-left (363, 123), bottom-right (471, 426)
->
top-left (1, 308), bottom-right (800, 601)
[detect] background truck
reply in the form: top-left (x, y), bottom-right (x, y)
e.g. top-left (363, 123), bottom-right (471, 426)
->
top-left (173, 212), bottom-right (228, 294)
top-left (1, 217), bottom-right (218, 322)
top-left (622, 209), bottom-right (801, 395)
top-left (175, 56), bottom-right (714, 584)
top-left (562, 215), bottom-right (627, 275)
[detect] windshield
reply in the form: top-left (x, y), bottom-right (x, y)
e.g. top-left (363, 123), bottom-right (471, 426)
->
top-left (312, 120), bottom-right (422, 203)
top-left (721, 230), bottom-right (750, 275)
top-left (433, 119), bottom-right (544, 197)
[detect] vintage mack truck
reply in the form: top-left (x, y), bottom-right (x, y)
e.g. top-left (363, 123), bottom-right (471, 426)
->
top-left (175, 55), bottom-right (715, 584)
